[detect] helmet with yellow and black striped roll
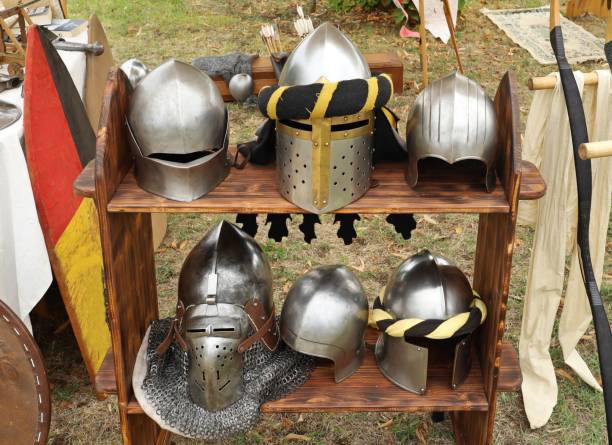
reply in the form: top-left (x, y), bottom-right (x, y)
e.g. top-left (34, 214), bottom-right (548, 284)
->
top-left (372, 250), bottom-right (487, 394)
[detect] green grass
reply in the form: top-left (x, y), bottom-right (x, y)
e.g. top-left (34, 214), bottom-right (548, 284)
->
top-left (40, 0), bottom-right (612, 444)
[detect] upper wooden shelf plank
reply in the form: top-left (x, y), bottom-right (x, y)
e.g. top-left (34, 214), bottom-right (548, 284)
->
top-left (214, 53), bottom-right (404, 102)
top-left (73, 159), bottom-right (95, 198)
top-left (101, 159), bottom-right (543, 214)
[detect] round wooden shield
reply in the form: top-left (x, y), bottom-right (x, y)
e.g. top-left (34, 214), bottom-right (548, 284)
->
top-left (0, 300), bottom-right (50, 445)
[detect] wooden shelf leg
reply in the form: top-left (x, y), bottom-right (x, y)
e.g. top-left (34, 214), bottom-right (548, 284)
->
top-left (452, 73), bottom-right (522, 444)
top-left (102, 213), bottom-right (160, 444)
top-left (94, 71), bottom-right (163, 444)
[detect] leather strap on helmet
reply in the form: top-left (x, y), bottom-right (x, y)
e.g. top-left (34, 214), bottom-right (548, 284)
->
top-left (371, 291), bottom-right (487, 341)
top-left (258, 74), bottom-right (393, 121)
top-left (238, 299), bottom-right (279, 353)
top-left (156, 301), bottom-right (188, 355)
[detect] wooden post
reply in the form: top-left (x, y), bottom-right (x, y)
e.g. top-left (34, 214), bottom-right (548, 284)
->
top-left (94, 69), bottom-right (161, 444)
top-left (419, 0), bottom-right (428, 87)
top-left (452, 72), bottom-right (522, 444)
top-left (442, 0), bottom-right (464, 74)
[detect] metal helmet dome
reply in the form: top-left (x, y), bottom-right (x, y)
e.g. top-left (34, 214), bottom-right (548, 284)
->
top-left (279, 22), bottom-right (370, 86)
top-left (405, 72), bottom-right (498, 192)
top-left (280, 265), bottom-right (368, 382)
top-left (126, 59), bottom-right (230, 202)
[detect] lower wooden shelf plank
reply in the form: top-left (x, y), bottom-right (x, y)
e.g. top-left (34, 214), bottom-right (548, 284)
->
top-left (94, 348), bottom-right (116, 397)
top-left (119, 338), bottom-right (521, 415)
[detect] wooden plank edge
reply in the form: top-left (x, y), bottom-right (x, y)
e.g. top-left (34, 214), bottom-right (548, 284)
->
top-left (518, 160), bottom-right (545, 201)
top-left (107, 203), bottom-right (511, 215)
top-left (94, 348), bottom-right (116, 398)
top-left (122, 341), bottom-right (520, 414)
top-left (73, 159), bottom-right (95, 198)
top-left (497, 342), bottom-right (521, 392)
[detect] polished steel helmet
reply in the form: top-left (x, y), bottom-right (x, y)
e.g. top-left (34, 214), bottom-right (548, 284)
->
top-left (405, 72), bottom-right (498, 191)
top-left (275, 23), bottom-right (374, 214)
top-left (120, 58), bottom-right (149, 88)
top-left (280, 265), bottom-right (368, 382)
top-left (374, 250), bottom-right (486, 394)
top-left (127, 59), bottom-right (230, 202)
top-left (178, 221), bottom-right (279, 411)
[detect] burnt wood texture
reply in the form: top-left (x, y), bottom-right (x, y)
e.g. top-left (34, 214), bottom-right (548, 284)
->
top-left (94, 69), bottom-right (161, 444)
top-left (85, 68), bottom-right (544, 445)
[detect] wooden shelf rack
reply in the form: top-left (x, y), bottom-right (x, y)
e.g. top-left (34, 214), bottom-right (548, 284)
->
top-left (75, 65), bottom-right (545, 445)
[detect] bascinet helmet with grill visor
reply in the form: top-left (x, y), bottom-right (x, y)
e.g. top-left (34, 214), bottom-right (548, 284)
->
top-left (177, 221), bottom-right (279, 412)
top-left (372, 250), bottom-right (487, 394)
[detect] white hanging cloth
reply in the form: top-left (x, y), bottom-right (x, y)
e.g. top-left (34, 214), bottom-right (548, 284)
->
top-left (518, 70), bottom-right (612, 428)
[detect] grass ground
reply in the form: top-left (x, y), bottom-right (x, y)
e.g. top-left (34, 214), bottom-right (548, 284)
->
top-left (39, 0), bottom-right (611, 443)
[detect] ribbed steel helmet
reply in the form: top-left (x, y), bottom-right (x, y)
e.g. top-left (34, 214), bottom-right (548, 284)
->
top-left (178, 221), bottom-right (279, 411)
top-left (127, 59), bottom-right (230, 202)
top-left (405, 72), bottom-right (498, 192)
top-left (374, 250), bottom-right (482, 394)
top-left (280, 265), bottom-right (368, 382)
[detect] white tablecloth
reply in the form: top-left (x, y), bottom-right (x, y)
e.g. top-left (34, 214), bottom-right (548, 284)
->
top-left (0, 31), bottom-right (88, 330)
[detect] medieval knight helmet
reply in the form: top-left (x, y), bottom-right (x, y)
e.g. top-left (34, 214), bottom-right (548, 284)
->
top-left (373, 250), bottom-right (487, 394)
top-left (127, 59), bottom-right (230, 202)
top-left (275, 23), bottom-right (375, 214)
top-left (280, 265), bottom-right (368, 382)
top-left (178, 221), bottom-right (279, 411)
top-left (405, 72), bottom-right (498, 192)
top-left (120, 58), bottom-right (149, 88)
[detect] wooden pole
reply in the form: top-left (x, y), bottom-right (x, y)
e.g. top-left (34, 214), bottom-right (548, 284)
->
top-left (442, 0), bottom-right (464, 74)
top-left (528, 72), bottom-right (599, 90)
top-left (419, 0), bottom-right (428, 87)
top-left (579, 140), bottom-right (612, 160)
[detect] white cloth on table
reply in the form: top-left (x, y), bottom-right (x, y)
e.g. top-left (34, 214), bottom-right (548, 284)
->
top-left (518, 70), bottom-right (612, 429)
top-left (0, 31), bottom-right (88, 331)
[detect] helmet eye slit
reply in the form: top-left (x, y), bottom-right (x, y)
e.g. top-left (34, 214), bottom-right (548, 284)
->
top-left (147, 150), bottom-right (217, 163)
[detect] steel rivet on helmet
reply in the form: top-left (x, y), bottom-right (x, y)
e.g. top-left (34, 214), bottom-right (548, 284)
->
top-left (280, 265), bottom-right (368, 382)
top-left (127, 59), bottom-right (231, 202)
top-left (372, 250), bottom-right (487, 394)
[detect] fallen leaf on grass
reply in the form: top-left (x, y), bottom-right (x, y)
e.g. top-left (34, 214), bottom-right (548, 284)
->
top-left (421, 215), bottom-right (438, 225)
top-left (352, 258), bottom-right (366, 272)
top-left (416, 421), bottom-right (429, 444)
top-left (297, 414), bottom-right (305, 423)
top-left (282, 417), bottom-right (291, 429)
top-left (455, 226), bottom-right (464, 235)
top-left (170, 240), bottom-right (178, 249)
top-left (378, 418), bottom-right (393, 428)
top-left (285, 433), bottom-right (311, 441)
top-left (179, 240), bottom-right (188, 250)
top-left (555, 368), bottom-right (576, 384)
top-left (581, 334), bottom-right (593, 341)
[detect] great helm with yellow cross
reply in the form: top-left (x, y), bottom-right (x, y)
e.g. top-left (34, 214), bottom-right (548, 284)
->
top-left (268, 23), bottom-right (389, 214)
top-left (372, 250), bottom-right (487, 394)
